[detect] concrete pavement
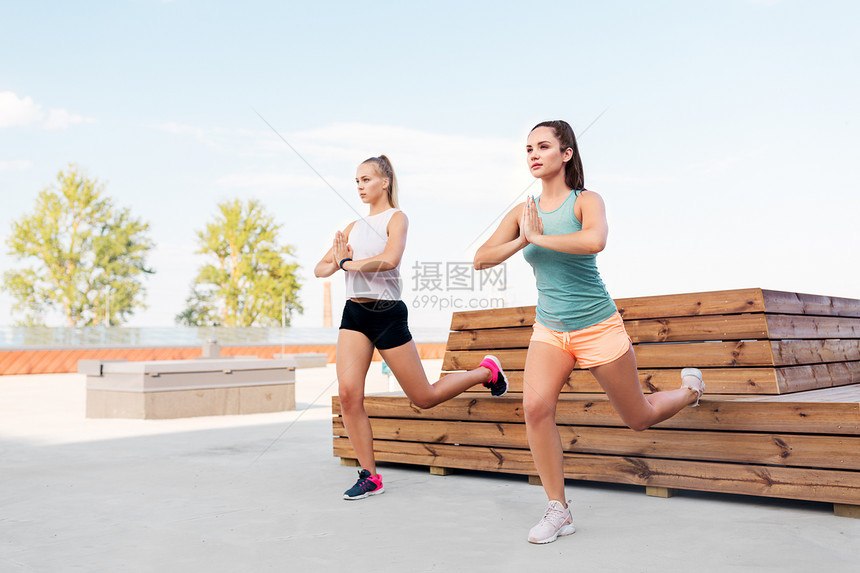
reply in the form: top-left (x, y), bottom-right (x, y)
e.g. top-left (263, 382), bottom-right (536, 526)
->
top-left (2, 361), bottom-right (858, 572)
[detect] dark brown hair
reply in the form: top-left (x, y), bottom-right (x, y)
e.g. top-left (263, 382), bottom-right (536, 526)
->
top-left (531, 120), bottom-right (584, 190)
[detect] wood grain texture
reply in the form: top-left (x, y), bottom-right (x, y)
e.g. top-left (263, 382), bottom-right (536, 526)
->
top-left (443, 340), bottom-right (860, 372)
top-left (776, 362), bottom-right (860, 393)
top-left (333, 389), bottom-right (860, 434)
top-left (333, 438), bottom-right (860, 504)
top-left (333, 417), bottom-right (860, 469)
top-left (447, 289), bottom-right (860, 332)
top-left (461, 368), bottom-right (784, 395)
top-left (761, 290), bottom-right (860, 318)
top-left (459, 364), bottom-right (860, 396)
top-left (442, 341), bottom-right (777, 370)
top-left (336, 288), bottom-right (860, 509)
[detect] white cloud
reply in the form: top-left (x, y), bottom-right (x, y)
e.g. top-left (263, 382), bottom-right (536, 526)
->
top-left (0, 159), bottom-right (33, 171)
top-left (279, 122), bottom-right (528, 205)
top-left (43, 108), bottom-right (96, 130)
top-left (0, 91), bottom-right (95, 130)
top-left (0, 92), bottom-right (42, 128)
top-left (216, 172), bottom-right (290, 189)
top-left (152, 120), bottom-right (529, 206)
top-left (149, 121), bottom-right (222, 149)
top-left (215, 172), bottom-right (328, 192)
top-left (149, 122), bottom-right (277, 155)
top-left (590, 172), bottom-right (678, 186)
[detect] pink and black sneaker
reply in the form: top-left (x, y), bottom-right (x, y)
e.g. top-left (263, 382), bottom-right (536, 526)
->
top-left (343, 469), bottom-right (384, 500)
top-left (479, 355), bottom-right (508, 397)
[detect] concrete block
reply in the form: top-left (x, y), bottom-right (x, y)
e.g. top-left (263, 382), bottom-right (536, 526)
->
top-left (84, 357), bottom-right (297, 419)
top-left (275, 353), bottom-right (327, 368)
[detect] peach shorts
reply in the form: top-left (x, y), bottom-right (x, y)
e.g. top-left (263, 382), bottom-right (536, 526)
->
top-left (530, 311), bottom-right (631, 368)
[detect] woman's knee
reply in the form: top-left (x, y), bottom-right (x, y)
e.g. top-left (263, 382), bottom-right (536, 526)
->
top-left (407, 389), bottom-right (436, 410)
top-left (611, 398), bottom-right (654, 431)
top-left (621, 414), bottom-right (651, 432)
top-left (338, 385), bottom-right (365, 412)
top-left (523, 391), bottom-right (556, 424)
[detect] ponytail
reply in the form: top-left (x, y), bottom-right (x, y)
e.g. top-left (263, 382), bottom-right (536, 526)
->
top-left (531, 120), bottom-right (584, 190)
top-left (361, 155), bottom-right (399, 208)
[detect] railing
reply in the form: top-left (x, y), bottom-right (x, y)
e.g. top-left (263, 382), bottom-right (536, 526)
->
top-left (0, 326), bottom-right (448, 349)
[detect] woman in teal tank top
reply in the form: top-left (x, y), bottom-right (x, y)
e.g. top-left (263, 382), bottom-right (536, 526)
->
top-left (475, 120), bottom-right (705, 544)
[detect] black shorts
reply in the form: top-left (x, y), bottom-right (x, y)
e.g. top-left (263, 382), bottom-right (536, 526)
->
top-left (339, 300), bottom-right (413, 350)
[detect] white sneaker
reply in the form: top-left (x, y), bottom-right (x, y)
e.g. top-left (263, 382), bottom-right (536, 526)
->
top-left (528, 500), bottom-right (575, 544)
top-left (680, 367), bottom-right (705, 407)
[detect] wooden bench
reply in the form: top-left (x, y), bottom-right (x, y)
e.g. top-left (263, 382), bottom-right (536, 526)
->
top-left (332, 288), bottom-right (860, 517)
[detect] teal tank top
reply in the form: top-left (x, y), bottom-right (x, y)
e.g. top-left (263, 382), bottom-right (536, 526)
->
top-left (522, 190), bottom-right (617, 332)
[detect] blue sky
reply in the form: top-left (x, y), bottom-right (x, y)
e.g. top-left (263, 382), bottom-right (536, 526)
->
top-left (1, 0), bottom-right (858, 328)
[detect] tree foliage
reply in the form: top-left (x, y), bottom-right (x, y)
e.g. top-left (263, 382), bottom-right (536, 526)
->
top-left (176, 198), bottom-right (302, 327)
top-left (2, 165), bottom-right (155, 326)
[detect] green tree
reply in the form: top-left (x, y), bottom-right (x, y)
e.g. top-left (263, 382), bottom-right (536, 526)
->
top-left (176, 198), bottom-right (302, 327)
top-left (2, 165), bottom-right (155, 326)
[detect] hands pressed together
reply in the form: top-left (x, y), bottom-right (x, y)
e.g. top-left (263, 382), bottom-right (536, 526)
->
top-left (520, 196), bottom-right (543, 247)
top-left (333, 231), bottom-right (354, 268)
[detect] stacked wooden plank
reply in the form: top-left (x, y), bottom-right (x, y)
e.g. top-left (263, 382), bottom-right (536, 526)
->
top-left (332, 288), bottom-right (860, 517)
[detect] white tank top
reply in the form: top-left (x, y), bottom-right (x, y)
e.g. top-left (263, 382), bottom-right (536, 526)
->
top-left (345, 208), bottom-right (403, 300)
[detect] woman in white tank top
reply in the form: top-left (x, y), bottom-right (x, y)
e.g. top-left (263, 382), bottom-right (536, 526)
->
top-left (314, 155), bottom-right (509, 500)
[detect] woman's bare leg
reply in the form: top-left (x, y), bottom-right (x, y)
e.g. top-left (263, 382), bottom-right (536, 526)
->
top-left (589, 344), bottom-right (699, 431)
top-left (522, 342), bottom-right (576, 506)
top-left (379, 340), bottom-right (491, 409)
top-left (336, 329), bottom-right (376, 472)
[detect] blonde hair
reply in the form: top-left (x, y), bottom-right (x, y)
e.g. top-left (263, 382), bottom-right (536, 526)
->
top-left (361, 155), bottom-right (399, 208)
